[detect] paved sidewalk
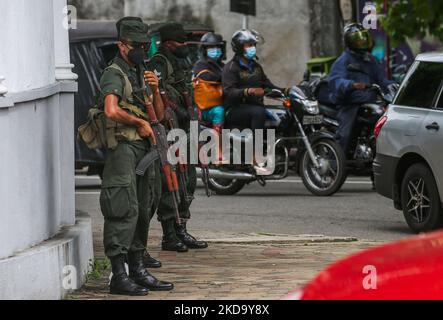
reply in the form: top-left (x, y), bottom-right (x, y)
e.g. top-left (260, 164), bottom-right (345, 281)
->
top-left (67, 223), bottom-right (378, 300)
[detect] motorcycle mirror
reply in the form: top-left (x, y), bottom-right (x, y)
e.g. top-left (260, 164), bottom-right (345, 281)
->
top-left (289, 86), bottom-right (307, 101)
top-left (384, 94), bottom-right (394, 104)
top-left (266, 89), bottom-right (285, 99)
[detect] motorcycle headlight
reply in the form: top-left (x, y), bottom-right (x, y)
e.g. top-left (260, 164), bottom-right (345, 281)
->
top-left (302, 100), bottom-right (319, 115)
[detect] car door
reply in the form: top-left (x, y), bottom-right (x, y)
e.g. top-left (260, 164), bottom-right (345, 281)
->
top-left (378, 61), bottom-right (435, 159)
top-left (421, 69), bottom-right (443, 195)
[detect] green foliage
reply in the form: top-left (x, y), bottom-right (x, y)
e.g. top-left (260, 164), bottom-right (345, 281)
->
top-left (87, 258), bottom-right (110, 281)
top-left (375, 0), bottom-right (443, 45)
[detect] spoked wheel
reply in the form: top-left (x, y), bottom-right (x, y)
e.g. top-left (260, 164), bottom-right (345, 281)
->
top-left (207, 178), bottom-right (246, 196)
top-left (299, 139), bottom-right (346, 196)
top-left (401, 163), bottom-right (443, 233)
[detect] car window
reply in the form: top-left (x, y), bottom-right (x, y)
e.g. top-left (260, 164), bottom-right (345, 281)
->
top-left (436, 83), bottom-right (443, 109)
top-left (394, 61), bottom-right (443, 109)
top-left (98, 42), bottom-right (119, 65)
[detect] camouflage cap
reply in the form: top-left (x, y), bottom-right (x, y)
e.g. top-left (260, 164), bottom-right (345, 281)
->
top-left (116, 17), bottom-right (149, 44)
top-left (159, 22), bottom-right (187, 43)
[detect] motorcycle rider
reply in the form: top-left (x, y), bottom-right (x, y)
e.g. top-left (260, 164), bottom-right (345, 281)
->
top-left (222, 29), bottom-right (288, 173)
top-left (193, 32), bottom-right (228, 164)
top-left (328, 23), bottom-right (397, 155)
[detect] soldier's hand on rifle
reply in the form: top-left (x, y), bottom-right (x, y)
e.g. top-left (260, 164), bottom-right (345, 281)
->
top-left (137, 120), bottom-right (157, 145)
top-left (144, 71), bottom-right (159, 93)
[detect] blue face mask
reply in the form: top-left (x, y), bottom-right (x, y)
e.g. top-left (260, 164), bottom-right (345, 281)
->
top-left (207, 47), bottom-right (222, 60)
top-left (244, 46), bottom-right (257, 60)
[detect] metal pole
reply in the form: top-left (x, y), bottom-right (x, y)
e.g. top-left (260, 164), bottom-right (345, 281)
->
top-left (242, 14), bottom-right (249, 29)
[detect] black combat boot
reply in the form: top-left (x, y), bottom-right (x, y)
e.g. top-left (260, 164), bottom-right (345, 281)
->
top-left (175, 221), bottom-right (208, 249)
top-left (161, 219), bottom-right (188, 252)
top-left (143, 251), bottom-right (162, 268)
top-left (109, 254), bottom-right (149, 296)
top-left (128, 250), bottom-right (174, 291)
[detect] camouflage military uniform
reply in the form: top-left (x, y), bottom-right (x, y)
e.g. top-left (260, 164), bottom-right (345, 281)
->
top-left (98, 17), bottom-right (173, 296)
top-left (146, 46), bottom-right (197, 223)
top-left (145, 22), bottom-right (207, 251)
top-left (99, 54), bottom-right (161, 258)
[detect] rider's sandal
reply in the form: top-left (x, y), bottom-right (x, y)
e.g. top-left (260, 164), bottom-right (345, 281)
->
top-left (253, 164), bottom-right (273, 176)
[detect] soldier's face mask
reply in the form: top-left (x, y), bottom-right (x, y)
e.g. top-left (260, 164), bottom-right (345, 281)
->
top-left (172, 42), bottom-right (190, 58)
top-left (123, 43), bottom-right (146, 65)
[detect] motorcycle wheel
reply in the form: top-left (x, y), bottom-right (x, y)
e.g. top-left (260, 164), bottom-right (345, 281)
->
top-left (207, 178), bottom-right (246, 196)
top-left (299, 138), bottom-right (346, 196)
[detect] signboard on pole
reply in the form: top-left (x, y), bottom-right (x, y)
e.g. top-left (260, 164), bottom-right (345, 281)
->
top-left (230, 0), bottom-right (256, 16)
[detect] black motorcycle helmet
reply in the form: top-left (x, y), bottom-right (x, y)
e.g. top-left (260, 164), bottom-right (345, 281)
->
top-left (231, 29), bottom-right (263, 54)
top-left (344, 23), bottom-right (374, 52)
top-left (199, 32), bottom-right (226, 59)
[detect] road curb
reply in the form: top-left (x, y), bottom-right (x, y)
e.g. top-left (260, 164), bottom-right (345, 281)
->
top-left (203, 233), bottom-right (359, 245)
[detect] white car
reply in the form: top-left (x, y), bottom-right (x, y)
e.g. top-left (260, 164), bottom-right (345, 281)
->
top-left (374, 53), bottom-right (443, 233)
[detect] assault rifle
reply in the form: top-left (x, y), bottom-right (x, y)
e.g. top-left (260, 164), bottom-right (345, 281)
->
top-left (134, 67), bottom-right (182, 225)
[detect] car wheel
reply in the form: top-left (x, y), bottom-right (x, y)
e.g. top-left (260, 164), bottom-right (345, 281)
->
top-left (401, 163), bottom-right (443, 233)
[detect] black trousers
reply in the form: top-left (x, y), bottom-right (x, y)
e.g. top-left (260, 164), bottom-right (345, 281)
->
top-left (336, 104), bottom-right (359, 154)
top-left (226, 104), bottom-right (266, 131)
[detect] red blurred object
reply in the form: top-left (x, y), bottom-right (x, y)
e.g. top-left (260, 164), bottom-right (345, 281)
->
top-left (374, 115), bottom-right (388, 138)
top-left (291, 230), bottom-right (443, 300)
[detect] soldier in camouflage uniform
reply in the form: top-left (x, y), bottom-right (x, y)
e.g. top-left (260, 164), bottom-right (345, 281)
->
top-left (99, 17), bottom-right (173, 296)
top-left (146, 23), bottom-right (208, 252)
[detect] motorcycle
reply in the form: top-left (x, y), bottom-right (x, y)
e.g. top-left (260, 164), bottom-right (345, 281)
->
top-left (315, 83), bottom-right (396, 187)
top-left (201, 86), bottom-right (346, 197)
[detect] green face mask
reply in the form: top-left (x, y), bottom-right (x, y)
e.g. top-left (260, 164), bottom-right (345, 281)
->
top-left (347, 29), bottom-right (373, 50)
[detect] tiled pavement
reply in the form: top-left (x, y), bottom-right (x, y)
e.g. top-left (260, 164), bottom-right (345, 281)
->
top-left (67, 225), bottom-right (378, 300)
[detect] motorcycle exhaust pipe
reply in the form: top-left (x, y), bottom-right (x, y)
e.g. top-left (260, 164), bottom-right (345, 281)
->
top-left (196, 167), bottom-right (254, 180)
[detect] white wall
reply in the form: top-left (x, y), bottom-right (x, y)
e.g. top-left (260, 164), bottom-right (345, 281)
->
top-left (0, 97), bottom-right (62, 259)
top-left (0, 0), bottom-right (78, 259)
top-left (0, 0), bottom-right (56, 93)
top-left (0, 1), bottom-right (91, 299)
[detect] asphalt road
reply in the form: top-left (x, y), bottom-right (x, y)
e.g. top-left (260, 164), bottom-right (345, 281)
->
top-left (75, 175), bottom-right (413, 242)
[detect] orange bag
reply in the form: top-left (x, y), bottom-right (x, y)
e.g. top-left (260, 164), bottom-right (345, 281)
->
top-left (193, 69), bottom-right (224, 110)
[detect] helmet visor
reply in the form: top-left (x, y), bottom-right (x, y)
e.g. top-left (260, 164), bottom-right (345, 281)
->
top-left (347, 29), bottom-right (373, 50)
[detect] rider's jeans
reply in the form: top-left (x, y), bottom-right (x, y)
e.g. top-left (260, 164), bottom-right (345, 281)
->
top-left (226, 104), bottom-right (266, 131)
top-left (336, 104), bottom-right (359, 154)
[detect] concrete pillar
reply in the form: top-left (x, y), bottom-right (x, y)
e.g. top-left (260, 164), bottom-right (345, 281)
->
top-left (53, 0), bottom-right (78, 226)
top-left (0, 76), bottom-right (7, 96)
top-left (0, 0), bottom-right (55, 93)
top-left (0, 0), bottom-right (92, 299)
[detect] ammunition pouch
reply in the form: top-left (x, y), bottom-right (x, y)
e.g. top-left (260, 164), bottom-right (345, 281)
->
top-left (77, 106), bottom-right (107, 150)
top-left (77, 103), bottom-right (147, 151)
